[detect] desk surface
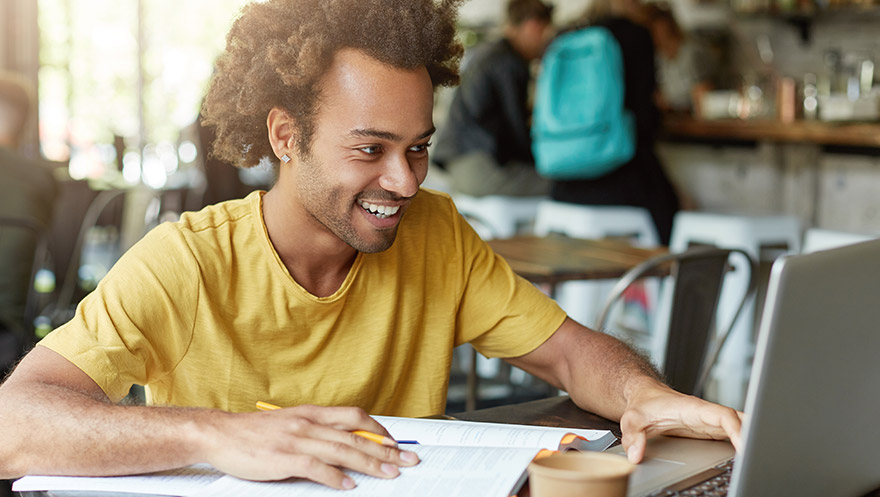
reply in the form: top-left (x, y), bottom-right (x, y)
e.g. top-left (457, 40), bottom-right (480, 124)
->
top-left (488, 235), bottom-right (668, 285)
top-left (454, 395), bottom-right (621, 438)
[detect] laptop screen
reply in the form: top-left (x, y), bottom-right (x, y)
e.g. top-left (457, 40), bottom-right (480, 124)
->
top-left (730, 239), bottom-right (880, 497)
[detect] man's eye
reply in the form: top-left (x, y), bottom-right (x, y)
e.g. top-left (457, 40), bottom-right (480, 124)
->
top-left (409, 142), bottom-right (432, 153)
top-left (360, 146), bottom-right (380, 155)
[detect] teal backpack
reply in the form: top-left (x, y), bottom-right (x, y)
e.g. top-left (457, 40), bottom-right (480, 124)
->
top-left (532, 26), bottom-right (635, 180)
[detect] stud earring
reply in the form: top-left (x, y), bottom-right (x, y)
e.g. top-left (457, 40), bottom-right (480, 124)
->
top-left (280, 154), bottom-right (291, 163)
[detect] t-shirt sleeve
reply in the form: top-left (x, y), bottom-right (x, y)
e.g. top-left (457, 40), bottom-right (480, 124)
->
top-left (38, 223), bottom-right (199, 402)
top-left (452, 212), bottom-right (567, 358)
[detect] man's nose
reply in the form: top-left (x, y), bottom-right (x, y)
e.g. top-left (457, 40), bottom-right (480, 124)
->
top-left (379, 153), bottom-right (420, 198)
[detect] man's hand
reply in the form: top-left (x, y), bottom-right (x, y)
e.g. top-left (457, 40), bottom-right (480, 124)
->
top-left (507, 318), bottom-right (743, 465)
top-left (202, 404), bottom-right (419, 490)
top-left (619, 381), bottom-right (743, 464)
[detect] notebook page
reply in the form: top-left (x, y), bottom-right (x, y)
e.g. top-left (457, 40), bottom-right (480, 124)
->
top-left (373, 415), bottom-right (611, 449)
top-left (190, 445), bottom-right (538, 497)
top-left (12, 463), bottom-right (223, 495)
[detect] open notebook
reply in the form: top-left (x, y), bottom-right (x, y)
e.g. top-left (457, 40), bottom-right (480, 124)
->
top-left (14, 416), bottom-right (616, 497)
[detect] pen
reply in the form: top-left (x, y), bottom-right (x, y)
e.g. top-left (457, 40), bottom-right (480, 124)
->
top-left (256, 400), bottom-right (282, 411)
top-left (255, 401), bottom-right (399, 447)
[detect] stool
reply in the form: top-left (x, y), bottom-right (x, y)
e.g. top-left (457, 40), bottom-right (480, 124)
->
top-left (533, 201), bottom-right (660, 244)
top-left (451, 194), bottom-right (545, 384)
top-left (802, 228), bottom-right (875, 254)
top-left (452, 194), bottom-right (545, 240)
top-left (533, 201), bottom-right (660, 334)
top-left (657, 211), bottom-right (802, 409)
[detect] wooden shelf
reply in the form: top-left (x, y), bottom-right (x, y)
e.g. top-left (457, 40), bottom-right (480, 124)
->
top-left (662, 116), bottom-right (880, 149)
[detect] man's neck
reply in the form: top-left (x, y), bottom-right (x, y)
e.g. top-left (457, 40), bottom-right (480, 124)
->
top-left (261, 187), bottom-right (359, 298)
top-left (504, 30), bottom-right (532, 62)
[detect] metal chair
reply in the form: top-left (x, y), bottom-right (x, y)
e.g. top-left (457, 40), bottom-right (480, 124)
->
top-left (595, 247), bottom-right (756, 398)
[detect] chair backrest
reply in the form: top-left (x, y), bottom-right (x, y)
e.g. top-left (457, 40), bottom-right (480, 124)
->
top-left (0, 216), bottom-right (49, 365)
top-left (596, 247), bottom-right (756, 397)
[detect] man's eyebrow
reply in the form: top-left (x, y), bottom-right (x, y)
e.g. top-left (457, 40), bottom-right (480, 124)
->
top-left (416, 127), bottom-right (436, 140)
top-left (349, 127), bottom-right (436, 142)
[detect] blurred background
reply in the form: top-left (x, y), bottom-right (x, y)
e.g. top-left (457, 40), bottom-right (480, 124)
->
top-left (2, 0), bottom-right (880, 413)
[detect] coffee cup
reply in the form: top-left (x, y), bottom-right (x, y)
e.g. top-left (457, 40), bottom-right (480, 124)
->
top-left (527, 451), bottom-right (634, 497)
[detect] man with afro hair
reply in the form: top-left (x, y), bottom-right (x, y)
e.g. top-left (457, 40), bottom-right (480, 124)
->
top-left (0, 0), bottom-right (740, 490)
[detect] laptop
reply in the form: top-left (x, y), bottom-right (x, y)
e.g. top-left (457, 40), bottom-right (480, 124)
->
top-left (609, 238), bottom-right (880, 497)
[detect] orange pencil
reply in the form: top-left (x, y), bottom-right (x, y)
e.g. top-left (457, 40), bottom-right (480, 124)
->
top-left (255, 401), bottom-right (397, 447)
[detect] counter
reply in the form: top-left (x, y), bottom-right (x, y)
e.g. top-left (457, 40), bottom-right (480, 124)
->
top-left (663, 115), bottom-right (880, 149)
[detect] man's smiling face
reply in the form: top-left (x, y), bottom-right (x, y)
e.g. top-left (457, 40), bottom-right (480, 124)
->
top-left (289, 49), bottom-right (435, 253)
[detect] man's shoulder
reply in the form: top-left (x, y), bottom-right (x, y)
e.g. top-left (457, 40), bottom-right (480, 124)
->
top-left (595, 17), bottom-right (653, 50)
top-left (464, 38), bottom-right (523, 75)
top-left (175, 191), bottom-right (261, 235)
top-left (140, 192), bottom-right (261, 259)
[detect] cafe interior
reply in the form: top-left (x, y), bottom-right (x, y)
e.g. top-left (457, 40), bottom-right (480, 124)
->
top-left (2, 0), bottom-right (880, 417)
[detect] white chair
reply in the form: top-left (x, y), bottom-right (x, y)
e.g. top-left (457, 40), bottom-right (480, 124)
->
top-left (533, 201), bottom-right (659, 245)
top-left (659, 211), bottom-right (801, 409)
top-left (452, 194), bottom-right (545, 240)
top-left (451, 194), bottom-right (546, 390)
top-left (802, 228), bottom-right (875, 254)
top-left (533, 201), bottom-right (660, 336)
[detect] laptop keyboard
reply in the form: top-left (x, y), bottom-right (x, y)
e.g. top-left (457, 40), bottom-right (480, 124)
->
top-left (649, 459), bottom-right (735, 497)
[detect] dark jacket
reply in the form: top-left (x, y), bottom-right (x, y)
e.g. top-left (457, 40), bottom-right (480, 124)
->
top-left (434, 38), bottom-right (534, 168)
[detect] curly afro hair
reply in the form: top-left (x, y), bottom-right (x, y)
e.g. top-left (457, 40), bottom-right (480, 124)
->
top-left (202, 0), bottom-right (464, 168)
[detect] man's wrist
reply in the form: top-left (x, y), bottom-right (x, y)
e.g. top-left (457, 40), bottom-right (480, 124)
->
top-left (621, 375), bottom-right (672, 409)
top-left (184, 408), bottom-right (232, 464)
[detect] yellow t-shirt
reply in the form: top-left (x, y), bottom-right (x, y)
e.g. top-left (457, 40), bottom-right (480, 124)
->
top-left (40, 189), bottom-right (566, 417)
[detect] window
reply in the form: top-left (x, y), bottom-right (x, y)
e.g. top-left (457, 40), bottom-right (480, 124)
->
top-left (38, 0), bottom-right (253, 187)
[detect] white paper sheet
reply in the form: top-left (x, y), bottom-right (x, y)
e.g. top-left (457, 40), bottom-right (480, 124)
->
top-left (12, 463), bottom-right (223, 495)
top-left (189, 445), bottom-right (539, 497)
top-left (373, 415), bottom-right (610, 450)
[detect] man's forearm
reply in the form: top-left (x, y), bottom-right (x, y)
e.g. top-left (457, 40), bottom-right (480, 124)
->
top-left (509, 318), bottom-right (667, 422)
top-left (0, 346), bottom-right (419, 486)
top-left (0, 379), bottom-right (215, 478)
top-left (559, 326), bottom-right (665, 421)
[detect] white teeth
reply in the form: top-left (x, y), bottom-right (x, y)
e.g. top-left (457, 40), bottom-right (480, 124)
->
top-left (358, 200), bottom-right (400, 219)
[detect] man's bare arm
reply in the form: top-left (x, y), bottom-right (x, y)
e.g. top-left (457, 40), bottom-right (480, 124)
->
top-left (0, 346), bottom-right (418, 489)
top-left (507, 317), bottom-right (742, 462)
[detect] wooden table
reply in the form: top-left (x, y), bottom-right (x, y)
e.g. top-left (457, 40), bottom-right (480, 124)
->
top-left (455, 395), bottom-right (621, 438)
top-left (488, 234), bottom-right (669, 288)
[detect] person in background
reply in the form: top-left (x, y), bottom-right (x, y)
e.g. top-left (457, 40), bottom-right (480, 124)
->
top-left (550, 0), bottom-right (681, 244)
top-left (0, 73), bottom-right (57, 378)
top-left (642, 2), bottom-right (713, 118)
top-left (433, 0), bottom-right (554, 197)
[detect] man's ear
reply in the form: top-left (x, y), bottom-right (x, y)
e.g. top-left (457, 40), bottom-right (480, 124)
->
top-left (267, 107), bottom-right (296, 162)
